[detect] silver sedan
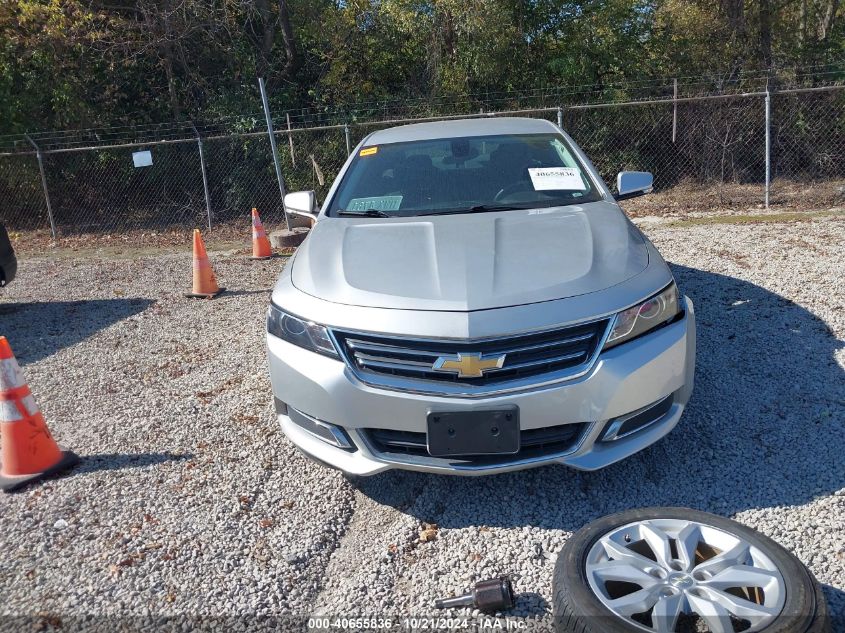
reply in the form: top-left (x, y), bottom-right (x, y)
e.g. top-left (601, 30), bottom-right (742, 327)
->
top-left (267, 117), bottom-right (695, 476)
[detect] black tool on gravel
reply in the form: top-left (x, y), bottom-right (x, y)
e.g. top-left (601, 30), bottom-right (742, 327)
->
top-left (434, 576), bottom-right (515, 613)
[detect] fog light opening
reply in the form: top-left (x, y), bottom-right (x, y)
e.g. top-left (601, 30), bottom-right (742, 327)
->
top-left (288, 407), bottom-right (356, 452)
top-left (600, 394), bottom-right (675, 442)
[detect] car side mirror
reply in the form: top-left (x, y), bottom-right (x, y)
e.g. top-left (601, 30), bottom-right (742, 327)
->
top-left (284, 191), bottom-right (318, 228)
top-left (615, 171), bottom-right (653, 201)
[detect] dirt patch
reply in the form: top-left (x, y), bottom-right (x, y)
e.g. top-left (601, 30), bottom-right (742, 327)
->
top-left (659, 209), bottom-right (845, 227)
top-left (623, 178), bottom-right (845, 217)
top-left (7, 222), bottom-right (261, 257)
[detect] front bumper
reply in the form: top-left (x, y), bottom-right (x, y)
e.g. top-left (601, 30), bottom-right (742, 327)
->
top-left (267, 297), bottom-right (696, 476)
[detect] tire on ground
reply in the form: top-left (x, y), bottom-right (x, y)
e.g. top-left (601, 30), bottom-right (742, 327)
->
top-left (552, 507), bottom-right (830, 633)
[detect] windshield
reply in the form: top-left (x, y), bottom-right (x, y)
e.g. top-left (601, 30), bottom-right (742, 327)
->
top-left (326, 132), bottom-right (602, 217)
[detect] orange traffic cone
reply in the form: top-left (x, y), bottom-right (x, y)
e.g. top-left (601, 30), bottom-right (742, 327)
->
top-left (185, 229), bottom-right (225, 299)
top-left (250, 208), bottom-right (274, 260)
top-left (0, 336), bottom-right (79, 492)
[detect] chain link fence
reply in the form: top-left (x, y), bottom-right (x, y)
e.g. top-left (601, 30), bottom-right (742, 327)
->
top-left (565, 95), bottom-right (768, 211)
top-left (1, 86), bottom-right (843, 239)
top-left (0, 153), bottom-right (48, 230)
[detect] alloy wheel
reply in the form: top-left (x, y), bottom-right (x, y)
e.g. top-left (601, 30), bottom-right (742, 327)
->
top-left (584, 518), bottom-right (786, 633)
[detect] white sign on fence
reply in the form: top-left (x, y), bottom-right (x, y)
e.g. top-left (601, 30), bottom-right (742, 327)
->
top-left (132, 150), bottom-right (153, 168)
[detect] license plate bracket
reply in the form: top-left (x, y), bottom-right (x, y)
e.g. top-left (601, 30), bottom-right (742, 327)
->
top-left (426, 407), bottom-right (520, 457)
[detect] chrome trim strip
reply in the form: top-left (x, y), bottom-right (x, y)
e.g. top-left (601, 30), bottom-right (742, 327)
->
top-left (481, 350), bottom-right (586, 374)
top-left (356, 355), bottom-right (433, 370)
top-left (371, 437), bottom-right (425, 449)
top-left (493, 331), bottom-right (595, 354)
top-left (337, 315), bottom-right (609, 345)
top-left (347, 331), bottom-right (595, 358)
top-left (346, 339), bottom-right (441, 359)
top-left (329, 317), bottom-right (613, 399)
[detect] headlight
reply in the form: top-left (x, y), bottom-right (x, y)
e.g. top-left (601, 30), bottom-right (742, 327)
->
top-left (603, 283), bottom-right (681, 349)
top-left (267, 303), bottom-right (339, 358)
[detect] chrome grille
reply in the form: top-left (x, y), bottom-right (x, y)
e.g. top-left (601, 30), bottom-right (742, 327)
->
top-left (333, 319), bottom-right (610, 392)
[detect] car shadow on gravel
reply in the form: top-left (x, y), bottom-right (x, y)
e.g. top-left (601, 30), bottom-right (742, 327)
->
top-left (0, 298), bottom-right (153, 365)
top-left (75, 452), bottom-right (193, 474)
top-left (357, 264), bottom-right (845, 616)
top-left (218, 288), bottom-right (272, 297)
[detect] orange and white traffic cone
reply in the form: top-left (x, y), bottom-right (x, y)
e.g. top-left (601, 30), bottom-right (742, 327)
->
top-left (185, 229), bottom-right (225, 299)
top-left (250, 208), bottom-right (274, 260)
top-left (0, 336), bottom-right (79, 492)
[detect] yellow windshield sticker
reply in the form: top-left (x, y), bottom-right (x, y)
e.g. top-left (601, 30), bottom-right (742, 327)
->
top-left (359, 146), bottom-right (378, 157)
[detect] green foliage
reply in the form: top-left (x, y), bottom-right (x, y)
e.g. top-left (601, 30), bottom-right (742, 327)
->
top-left (0, 0), bottom-right (844, 133)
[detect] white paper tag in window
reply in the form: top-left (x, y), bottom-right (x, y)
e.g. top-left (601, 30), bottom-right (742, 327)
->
top-left (528, 167), bottom-right (584, 191)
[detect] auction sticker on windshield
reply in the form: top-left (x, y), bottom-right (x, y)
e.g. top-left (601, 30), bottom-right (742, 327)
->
top-left (528, 167), bottom-right (585, 191)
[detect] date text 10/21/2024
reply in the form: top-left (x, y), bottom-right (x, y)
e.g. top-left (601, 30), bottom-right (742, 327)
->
top-left (307, 617), bottom-right (530, 630)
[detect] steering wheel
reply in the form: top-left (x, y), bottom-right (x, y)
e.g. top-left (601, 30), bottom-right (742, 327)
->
top-left (493, 159), bottom-right (543, 201)
top-left (494, 181), bottom-right (532, 202)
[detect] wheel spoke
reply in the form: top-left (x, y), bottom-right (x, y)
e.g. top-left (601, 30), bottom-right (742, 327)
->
top-left (701, 586), bottom-right (780, 623)
top-left (652, 592), bottom-right (685, 633)
top-left (640, 523), bottom-right (674, 569)
top-left (686, 591), bottom-right (734, 633)
top-left (589, 559), bottom-right (663, 587)
top-left (692, 541), bottom-right (750, 577)
top-left (703, 565), bottom-right (780, 591)
top-left (674, 522), bottom-right (701, 571)
top-left (606, 585), bottom-right (662, 617)
top-left (599, 536), bottom-right (661, 573)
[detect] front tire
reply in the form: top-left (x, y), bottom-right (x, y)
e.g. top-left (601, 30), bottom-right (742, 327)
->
top-left (553, 507), bottom-right (829, 633)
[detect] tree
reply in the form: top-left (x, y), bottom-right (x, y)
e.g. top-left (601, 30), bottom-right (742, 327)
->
top-left (1, 0), bottom-right (844, 134)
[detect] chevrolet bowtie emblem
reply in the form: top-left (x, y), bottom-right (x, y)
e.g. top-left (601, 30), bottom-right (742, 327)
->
top-left (432, 352), bottom-right (506, 378)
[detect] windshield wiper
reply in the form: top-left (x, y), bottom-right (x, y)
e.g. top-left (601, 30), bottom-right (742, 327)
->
top-left (467, 204), bottom-right (525, 213)
top-left (337, 208), bottom-right (391, 217)
top-left (417, 204), bottom-right (525, 216)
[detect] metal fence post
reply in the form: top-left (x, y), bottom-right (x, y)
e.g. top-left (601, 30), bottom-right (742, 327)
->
top-left (24, 134), bottom-right (58, 239)
top-left (672, 78), bottom-right (678, 143)
top-left (286, 113), bottom-right (296, 168)
top-left (765, 89), bottom-right (771, 209)
top-left (259, 77), bottom-right (290, 230)
top-left (191, 124), bottom-right (213, 232)
top-left (557, 107), bottom-right (563, 129)
top-left (344, 123), bottom-right (351, 156)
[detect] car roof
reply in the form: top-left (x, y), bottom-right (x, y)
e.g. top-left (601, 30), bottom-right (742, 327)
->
top-left (364, 117), bottom-right (559, 145)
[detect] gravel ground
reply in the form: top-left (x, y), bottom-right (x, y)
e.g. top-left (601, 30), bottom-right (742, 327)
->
top-left (0, 216), bottom-right (843, 631)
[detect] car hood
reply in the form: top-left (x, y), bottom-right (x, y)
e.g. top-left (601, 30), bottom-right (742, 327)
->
top-left (290, 202), bottom-right (649, 311)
